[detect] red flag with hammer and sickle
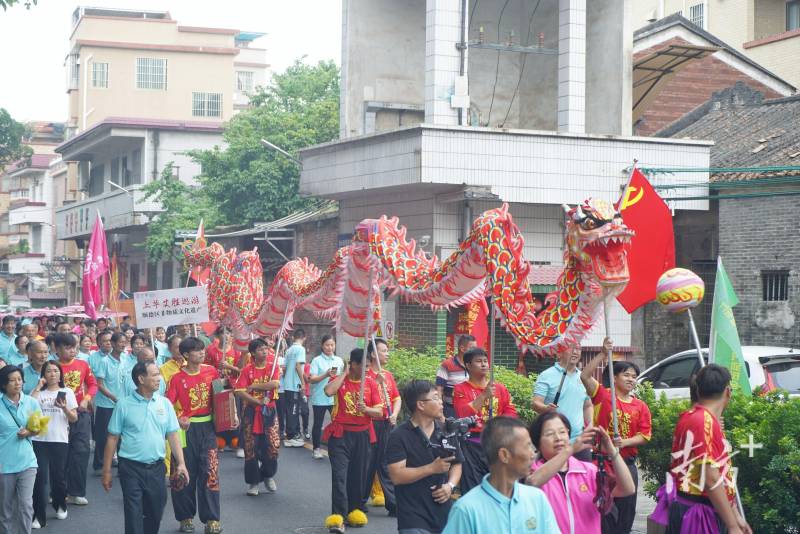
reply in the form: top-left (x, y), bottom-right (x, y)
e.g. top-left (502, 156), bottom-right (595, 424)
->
top-left (616, 168), bottom-right (675, 313)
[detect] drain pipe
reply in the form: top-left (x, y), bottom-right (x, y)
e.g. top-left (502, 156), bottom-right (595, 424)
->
top-left (458, 0), bottom-right (468, 125)
top-left (151, 130), bottom-right (160, 181)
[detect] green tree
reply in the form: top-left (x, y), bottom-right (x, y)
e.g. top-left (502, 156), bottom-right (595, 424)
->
top-left (0, 0), bottom-right (36, 10)
top-left (0, 108), bottom-right (32, 167)
top-left (141, 163), bottom-right (221, 261)
top-left (192, 59), bottom-right (339, 225)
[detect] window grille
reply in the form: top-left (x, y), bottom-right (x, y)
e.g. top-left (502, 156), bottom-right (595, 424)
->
top-left (689, 3), bottom-right (705, 28)
top-left (192, 92), bottom-right (222, 117)
top-left (136, 58), bottom-right (167, 90)
top-left (92, 62), bottom-right (108, 88)
top-left (762, 270), bottom-right (789, 301)
top-left (237, 71), bottom-right (254, 93)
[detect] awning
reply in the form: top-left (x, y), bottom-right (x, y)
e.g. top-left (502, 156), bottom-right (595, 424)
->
top-left (633, 44), bottom-right (719, 122)
top-left (201, 202), bottom-right (338, 238)
top-left (527, 264), bottom-right (563, 293)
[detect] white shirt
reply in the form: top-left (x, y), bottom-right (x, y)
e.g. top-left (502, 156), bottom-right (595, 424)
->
top-left (32, 388), bottom-right (77, 443)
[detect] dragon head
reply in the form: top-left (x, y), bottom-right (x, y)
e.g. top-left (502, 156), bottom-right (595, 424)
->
top-left (564, 198), bottom-right (633, 287)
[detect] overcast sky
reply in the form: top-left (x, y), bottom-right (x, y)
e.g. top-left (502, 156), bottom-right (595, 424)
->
top-left (0, 0), bottom-right (342, 122)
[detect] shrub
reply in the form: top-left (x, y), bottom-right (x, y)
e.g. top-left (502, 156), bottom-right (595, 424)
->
top-left (637, 383), bottom-right (800, 534)
top-left (386, 345), bottom-right (537, 424)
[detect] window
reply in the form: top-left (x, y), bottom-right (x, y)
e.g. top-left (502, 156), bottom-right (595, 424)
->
top-left (31, 225), bottom-right (42, 253)
top-left (236, 71), bottom-right (254, 93)
top-left (131, 149), bottom-right (142, 184)
top-left (653, 357), bottom-right (701, 388)
top-left (762, 270), bottom-right (789, 301)
top-left (789, 0), bottom-right (800, 31)
top-left (147, 263), bottom-right (158, 291)
top-left (92, 62), bottom-right (108, 88)
top-left (689, 3), bottom-right (705, 29)
top-left (88, 163), bottom-right (105, 197)
top-left (136, 58), bottom-right (167, 90)
top-left (129, 263), bottom-right (140, 293)
top-left (161, 260), bottom-right (174, 289)
top-left (192, 92), bottom-right (222, 117)
top-left (66, 53), bottom-right (80, 91)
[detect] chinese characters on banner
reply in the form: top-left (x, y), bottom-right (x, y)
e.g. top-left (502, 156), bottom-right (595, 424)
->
top-left (133, 286), bottom-right (210, 329)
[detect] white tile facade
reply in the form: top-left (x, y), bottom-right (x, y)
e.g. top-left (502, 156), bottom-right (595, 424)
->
top-left (300, 124), bottom-right (712, 211)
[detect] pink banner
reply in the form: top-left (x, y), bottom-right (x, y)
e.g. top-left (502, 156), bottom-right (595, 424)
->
top-left (82, 212), bottom-right (109, 320)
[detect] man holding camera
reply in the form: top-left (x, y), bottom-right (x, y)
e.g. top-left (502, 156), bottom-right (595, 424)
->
top-left (387, 380), bottom-right (463, 534)
top-left (452, 348), bottom-right (517, 493)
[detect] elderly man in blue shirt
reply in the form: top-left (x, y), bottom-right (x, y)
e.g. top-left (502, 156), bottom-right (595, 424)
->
top-left (532, 341), bottom-right (593, 460)
top-left (442, 417), bottom-right (558, 534)
top-left (102, 360), bottom-right (188, 534)
top-left (0, 316), bottom-right (17, 361)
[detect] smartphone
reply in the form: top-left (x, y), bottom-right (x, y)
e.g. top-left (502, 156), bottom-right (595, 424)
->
top-left (330, 366), bottom-right (338, 377)
top-left (56, 391), bottom-right (67, 403)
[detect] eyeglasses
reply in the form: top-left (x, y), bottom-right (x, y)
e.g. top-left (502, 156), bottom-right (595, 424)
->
top-left (419, 395), bottom-right (441, 403)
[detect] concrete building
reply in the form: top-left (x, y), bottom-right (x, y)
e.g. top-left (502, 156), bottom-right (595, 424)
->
top-left (633, 0), bottom-right (800, 87)
top-left (299, 0), bottom-right (713, 370)
top-left (55, 7), bottom-right (268, 303)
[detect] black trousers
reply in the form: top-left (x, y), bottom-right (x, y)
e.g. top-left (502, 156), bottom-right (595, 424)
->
top-left (93, 406), bottom-right (114, 470)
top-left (276, 393), bottom-right (287, 436)
top-left (32, 441), bottom-right (68, 526)
top-left (119, 458), bottom-right (167, 534)
top-left (328, 430), bottom-right (370, 516)
top-left (171, 421), bottom-right (220, 524)
top-left (602, 458), bottom-right (638, 534)
top-left (67, 411), bottom-right (91, 497)
top-left (459, 439), bottom-right (488, 494)
top-left (300, 395), bottom-right (309, 434)
top-left (284, 390), bottom-right (303, 439)
top-left (242, 405), bottom-right (279, 485)
top-left (362, 419), bottom-right (396, 512)
top-left (311, 405), bottom-right (332, 449)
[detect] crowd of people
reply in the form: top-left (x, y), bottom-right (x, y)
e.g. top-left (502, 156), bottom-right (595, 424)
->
top-left (0, 316), bottom-right (752, 534)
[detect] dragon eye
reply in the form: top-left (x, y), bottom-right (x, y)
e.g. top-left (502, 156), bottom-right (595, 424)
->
top-left (583, 219), bottom-right (596, 230)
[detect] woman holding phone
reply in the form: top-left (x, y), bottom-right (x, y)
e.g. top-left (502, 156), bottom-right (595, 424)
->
top-left (307, 335), bottom-right (344, 460)
top-left (31, 361), bottom-right (78, 528)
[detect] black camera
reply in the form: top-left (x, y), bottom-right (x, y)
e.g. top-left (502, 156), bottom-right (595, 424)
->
top-left (443, 416), bottom-right (477, 438)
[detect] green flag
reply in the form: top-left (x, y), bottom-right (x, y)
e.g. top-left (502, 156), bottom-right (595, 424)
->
top-left (709, 257), bottom-right (751, 395)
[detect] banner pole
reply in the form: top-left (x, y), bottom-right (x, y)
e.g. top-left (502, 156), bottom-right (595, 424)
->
top-left (361, 271), bottom-right (374, 401)
top-left (686, 308), bottom-right (706, 368)
top-left (488, 299), bottom-right (496, 418)
top-left (603, 297), bottom-right (619, 438)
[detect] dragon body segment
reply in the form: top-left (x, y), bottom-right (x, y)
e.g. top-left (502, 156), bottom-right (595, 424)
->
top-left (184, 199), bottom-right (631, 356)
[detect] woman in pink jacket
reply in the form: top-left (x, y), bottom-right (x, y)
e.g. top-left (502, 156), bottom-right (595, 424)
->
top-left (525, 412), bottom-right (635, 534)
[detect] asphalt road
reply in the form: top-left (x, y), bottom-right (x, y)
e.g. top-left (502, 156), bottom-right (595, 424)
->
top-left (45, 441), bottom-right (655, 534)
top-left (47, 443), bottom-right (398, 534)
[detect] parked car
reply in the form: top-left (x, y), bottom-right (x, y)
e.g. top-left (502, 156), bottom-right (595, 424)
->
top-left (638, 346), bottom-right (800, 399)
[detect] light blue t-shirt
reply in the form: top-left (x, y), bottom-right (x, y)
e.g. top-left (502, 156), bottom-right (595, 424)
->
top-left (154, 341), bottom-right (169, 365)
top-left (309, 354), bottom-right (344, 407)
top-left (3, 350), bottom-right (27, 367)
top-left (533, 363), bottom-right (589, 441)
top-left (0, 393), bottom-right (40, 473)
top-left (0, 332), bottom-right (16, 360)
top-left (77, 351), bottom-right (91, 362)
top-left (282, 344), bottom-right (306, 392)
top-left (108, 391), bottom-right (179, 464)
top-left (22, 364), bottom-right (42, 395)
top-left (88, 350), bottom-right (109, 377)
top-left (95, 354), bottom-right (126, 409)
top-left (442, 475), bottom-right (559, 534)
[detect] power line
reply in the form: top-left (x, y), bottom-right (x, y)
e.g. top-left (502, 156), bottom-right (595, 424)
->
top-left (500, 0), bottom-right (542, 127)
top-left (486, 0), bottom-right (512, 126)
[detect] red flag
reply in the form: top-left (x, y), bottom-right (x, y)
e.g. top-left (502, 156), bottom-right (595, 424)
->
top-left (82, 212), bottom-right (110, 320)
top-left (190, 219), bottom-right (210, 285)
top-left (470, 299), bottom-right (490, 358)
top-left (616, 168), bottom-right (675, 312)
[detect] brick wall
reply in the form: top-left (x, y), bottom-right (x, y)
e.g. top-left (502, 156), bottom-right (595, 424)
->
top-left (718, 191), bottom-right (800, 347)
top-left (642, 207), bottom-right (720, 366)
top-left (397, 301), bottom-right (446, 353)
top-left (634, 37), bottom-right (783, 137)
